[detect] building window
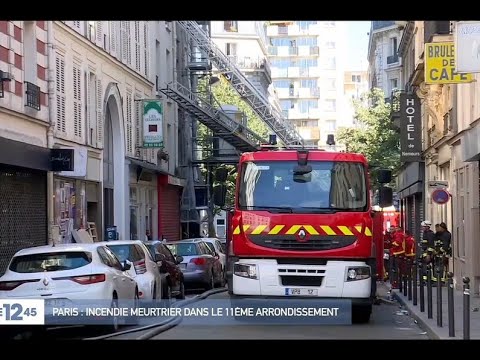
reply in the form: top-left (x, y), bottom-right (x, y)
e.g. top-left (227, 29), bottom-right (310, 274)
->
top-left (325, 120), bottom-right (337, 132)
top-left (24, 81), bottom-right (41, 111)
top-left (326, 41), bottom-right (336, 49)
top-left (273, 80), bottom-right (290, 88)
top-left (391, 37), bottom-right (398, 56)
top-left (325, 99), bottom-right (336, 112)
top-left (298, 21), bottom-right (316, 30)
top-left (225, 42), bottom-right (237, 56)
top-left (390, 78), bottom-right (398, 93)
top-left (224, 21), bottom-right (238, 32)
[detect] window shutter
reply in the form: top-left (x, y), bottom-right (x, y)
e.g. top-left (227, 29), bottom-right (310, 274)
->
top-left (134, 21), bottom-right (141, 72)
top-left (96, 79), bottom-right (103, 148)
top-left (134, 98), bottom-right (142, 157)
top-left (143, 22), bottom-right (149, 77)
top-left (55, 54), bottom-right (66, 133)
top-left (110, 21), bottom-right (118, 56)
top-left (126, 91), bottom-right (133, 155)
top-left (96, 21), bottom-right (103, 48)
top-left (73, 64), bottom-right (82, 139)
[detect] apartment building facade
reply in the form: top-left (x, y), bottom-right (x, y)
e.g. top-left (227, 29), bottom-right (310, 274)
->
top-left (367, 21), bottom-right (403, 98)
top-left (267, 21), bottom-right (347, 148)
top-left (394, 21), bottom-right (480, 294)
top-left (0, 21), bottom-right (51, 274)
top-left (54, 21), bottom-right (186, 243)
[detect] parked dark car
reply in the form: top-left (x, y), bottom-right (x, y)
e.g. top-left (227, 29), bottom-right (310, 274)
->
top-left (165, 239), bottom-right (224, 290)
top-left (144, 241), bottom-right (185, 300)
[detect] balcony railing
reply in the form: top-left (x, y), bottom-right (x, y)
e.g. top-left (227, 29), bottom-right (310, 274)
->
top-left (227, 55), bottom-right (271, 78)
top-left (24, 81), bottom-right (41, 111)
top-left (387, 54), bottom-right (399, 65)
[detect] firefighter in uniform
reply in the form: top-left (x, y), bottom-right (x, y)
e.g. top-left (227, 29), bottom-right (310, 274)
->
top-left (390, 227), bottom-right (405, 289)
top-left (434, 222), bottom-right (451, 283)
top-left (420, 220), bottom-right (436, 283)
top-left (383, 228), bottom-right (393, 281)
top-left (404, 230), bottom-right (415, 275)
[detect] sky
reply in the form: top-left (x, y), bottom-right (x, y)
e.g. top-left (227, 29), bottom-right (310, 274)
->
top-left (345, 21), bottom-right (371, 71)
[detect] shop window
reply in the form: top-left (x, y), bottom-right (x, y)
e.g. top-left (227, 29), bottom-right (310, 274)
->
top-left (54, 179), bottom-right (87, 243)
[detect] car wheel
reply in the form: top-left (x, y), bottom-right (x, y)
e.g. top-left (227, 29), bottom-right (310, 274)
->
top-left (110, 294), bottom-right (120, 332)
top-left (176, 281), bottom-right (185, 300)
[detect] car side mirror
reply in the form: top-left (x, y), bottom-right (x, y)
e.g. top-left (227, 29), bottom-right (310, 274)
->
top-left (377, 169), bottom-right (392, 184)
top-left (379, 186), bottom-right (393, 208)
top-left (122, 260), bottom-right (132, 271)
top-left (213, 185), bottom-right (227, 207)
top-left (175, 255), bottom-right (183, 264)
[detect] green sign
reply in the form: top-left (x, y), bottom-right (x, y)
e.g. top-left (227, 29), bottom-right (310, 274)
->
top-left (142, 100), bottom-right (163, 148)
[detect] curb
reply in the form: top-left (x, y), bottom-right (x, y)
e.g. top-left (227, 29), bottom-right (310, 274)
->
top-left (391, 290), bottom-right (440, 340)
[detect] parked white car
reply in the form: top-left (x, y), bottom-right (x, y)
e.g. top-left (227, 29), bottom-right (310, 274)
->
top-left (0, 243), bottom-right (139, 306)
top-left (104, 240), bottom-right (162, 300)
top-left (201, 237), bottom-right (227, 272)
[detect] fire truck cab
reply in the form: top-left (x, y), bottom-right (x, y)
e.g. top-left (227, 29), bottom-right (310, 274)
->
top-left (213, 143), bottom-right (393, 323)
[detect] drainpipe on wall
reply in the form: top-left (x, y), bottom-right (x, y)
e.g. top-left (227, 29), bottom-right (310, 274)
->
top-left (46, 21), bottom-right (56, 245)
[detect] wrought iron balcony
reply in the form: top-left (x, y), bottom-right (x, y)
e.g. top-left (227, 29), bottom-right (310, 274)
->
top-left (389, 89), bottom-right (401, 127)
top-left (24, 81), bottom-right (41, 110)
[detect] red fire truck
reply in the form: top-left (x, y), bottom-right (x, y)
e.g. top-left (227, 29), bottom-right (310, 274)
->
top-left (213, 143), bottom-right (393, 323)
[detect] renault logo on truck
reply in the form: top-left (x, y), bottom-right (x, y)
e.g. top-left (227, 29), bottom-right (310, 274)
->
top-left (296, 228), bottom-right (307, 242)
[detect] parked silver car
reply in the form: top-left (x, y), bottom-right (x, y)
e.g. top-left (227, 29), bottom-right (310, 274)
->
top-left (165, 239), bottom-right (224, 290)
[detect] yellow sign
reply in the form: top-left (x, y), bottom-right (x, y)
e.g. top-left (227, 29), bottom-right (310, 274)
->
top-left (425, 42), bottom-right (474, 84)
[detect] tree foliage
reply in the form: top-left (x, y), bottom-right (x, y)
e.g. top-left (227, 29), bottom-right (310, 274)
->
top-left (196, 75), bottom-right (270, 211)
top-left (336, 88), bottom-right (400, 186)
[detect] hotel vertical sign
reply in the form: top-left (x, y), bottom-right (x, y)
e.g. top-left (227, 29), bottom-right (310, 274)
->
top-left (400, 93), bottom-right (422, 162)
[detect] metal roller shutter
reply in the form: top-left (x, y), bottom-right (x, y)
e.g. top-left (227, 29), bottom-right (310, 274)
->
top-left (0, 165), bottom-right (47, 275)
top-left (159, 185), bottom-right (181, 242)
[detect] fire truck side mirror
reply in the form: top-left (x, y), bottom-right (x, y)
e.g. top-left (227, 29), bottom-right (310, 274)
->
top-left (215, 168), bottom-right (229, 182)
top-left (379, 186), bottom-right (393, 208)
top-left (377, 169), bottom-right (392, 184)
top-left (213, 185), bottom-right (227, 207)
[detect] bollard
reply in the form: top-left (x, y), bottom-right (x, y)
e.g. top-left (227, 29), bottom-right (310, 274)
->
top-left (427, 263), bottom-right (433, 319)
top-left (463, 277), bottom-right (470, 340)
top-left (413, 259), bottom-right (418, 306)
top-left (407, 258), bottom-right (413, 301)
top-left (419, 261), bottom-right (425, 312)
top-left (436, 261), bottom-right (443, 327)
top-left (447, 272), bottom-right (455, 337)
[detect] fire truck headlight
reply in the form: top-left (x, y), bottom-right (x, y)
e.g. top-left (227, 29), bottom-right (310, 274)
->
top-left (234, 264), bottom-right (258, 279)
top-left (346, 266), bottom-right (370, 281)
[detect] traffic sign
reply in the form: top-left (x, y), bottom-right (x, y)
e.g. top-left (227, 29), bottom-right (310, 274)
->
top-left (431, 189), bottom-right (450, 204)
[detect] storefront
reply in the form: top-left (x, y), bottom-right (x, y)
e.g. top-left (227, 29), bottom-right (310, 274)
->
top-left (0, 137), bottom-right (50, 274)
top-left (52, 147), bottom-right (102, 243)
top-left (127, 158), bottom-right (158, 241)
top-left (158, 174), bottom-right (185, 242)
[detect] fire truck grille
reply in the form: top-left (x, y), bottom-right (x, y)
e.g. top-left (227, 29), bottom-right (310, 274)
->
top-left (249, 235), bottom-right (357, 251)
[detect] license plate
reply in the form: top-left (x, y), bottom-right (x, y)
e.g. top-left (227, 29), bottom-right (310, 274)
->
top-left (45, 299), bottom-right (70, 307)
top-left (285, 288), bottom-right (318, 296)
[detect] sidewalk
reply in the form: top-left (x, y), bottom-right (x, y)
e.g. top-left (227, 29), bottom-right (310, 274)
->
top-left (389, 281), bottom-right (480, 339)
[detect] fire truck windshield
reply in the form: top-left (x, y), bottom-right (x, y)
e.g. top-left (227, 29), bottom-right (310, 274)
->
top-left (238, 161), bottom-right (368, 212)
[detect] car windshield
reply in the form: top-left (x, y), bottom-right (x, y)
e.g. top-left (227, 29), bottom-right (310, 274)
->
top-left (166, 243), bottom-right (198, 256)
top-left (9, 251), bottom-right (92, 273)
top-left (238, 161), bottom-right (367, 212)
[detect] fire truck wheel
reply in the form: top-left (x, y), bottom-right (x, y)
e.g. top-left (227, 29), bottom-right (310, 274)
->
top-left (352, 305), bottom-right (372, 324)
